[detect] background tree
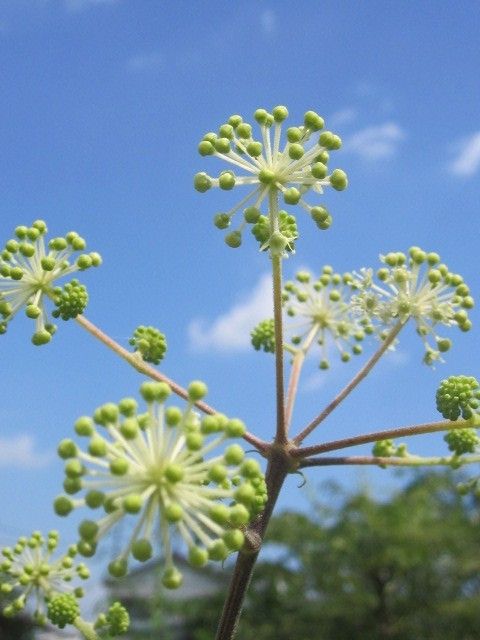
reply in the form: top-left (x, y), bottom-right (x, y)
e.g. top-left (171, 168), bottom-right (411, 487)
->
top-left (175, 472), bottom-right (480, 640)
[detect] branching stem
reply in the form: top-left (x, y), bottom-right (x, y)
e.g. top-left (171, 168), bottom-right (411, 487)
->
top-left (284, 324), bottom-right (318, 431)
top-left (75, 314), bottom-right (268, 453)
top-left (299, 453), bottom-right (480, 468)
top-left (294, 417), bottom-right (476, 459)
top-left (293, 321), bottom-right (404, 444)
top-left (73, 618), bottom-right (100, 640)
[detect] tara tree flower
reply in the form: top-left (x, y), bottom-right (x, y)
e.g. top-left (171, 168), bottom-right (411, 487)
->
top-left (436, 375), bottom-right (480, 421)
top-left (0, 531), bottom-right (89, 625)
top-left (129, 325), bottom-right (167, 365)
top-left (351, 248), bottom-right (474, 364)
top-left (54, 381), bottom-right (267, 589)
top-left (0, 220), bottom-right (101, 345)
top-left (194, 106), bottom-right (347, 254)
top-left (251, 267), bottom-right (370, 369)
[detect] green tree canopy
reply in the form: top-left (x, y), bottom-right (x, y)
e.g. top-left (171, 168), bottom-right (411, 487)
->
top-left (178, 472), bottom-right (480, 640)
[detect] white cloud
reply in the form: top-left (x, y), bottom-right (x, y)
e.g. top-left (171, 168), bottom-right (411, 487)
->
top-left (0, 434), bottom-right (52, 469)
top-left (449, 132), bottom-right (480, 177)
top-left (328, 107), bottom-right (358, 128)
top-left (260, 9), bottom-right (276, 36)
top-left (344, 122), bottom-right (405, 160)
top-left (65, 0), bottom-right (119, 10)
top-left (126, 51), bottom-right (163, 72)
top-left (188, 274), bottom-right (272, 352)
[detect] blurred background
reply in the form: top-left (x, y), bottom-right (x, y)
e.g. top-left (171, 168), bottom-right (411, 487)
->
top-left (0, 1), bottom-right (479, 637)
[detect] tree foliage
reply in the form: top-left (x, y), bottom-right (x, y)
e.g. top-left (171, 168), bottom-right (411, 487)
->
top-left (176, 472), bottom-right (480, 640)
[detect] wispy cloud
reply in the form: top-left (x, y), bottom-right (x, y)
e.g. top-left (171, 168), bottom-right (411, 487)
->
top-left (65, 0), bottom-right (119, 11)
top-left (188, 274), bottom-right (272, 353)
top-left (260, 9), bottom-right (277, 36)
top-left (328, 107), bottom-right (358, 128)
top-left (0, 434), bottom-right (52, 469)
top-left (126, 51), bottom-right (163, 73)
top-left (448, 132), bottom-right (480, 177)
top-left (344, 122), bottom-right (405, 160)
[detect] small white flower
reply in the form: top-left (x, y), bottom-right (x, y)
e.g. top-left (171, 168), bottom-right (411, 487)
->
top-left (54, 381), bottom-right (267, 589)
top-left (351, 248), bottom-right (474, 364)
top-left (281, 267), bottom-right (371, 369)
top-left (0, 220), bottom-right (101, 345)
top-left (194, 107), bottom-right (347, 253)
top-left (0, 531), bottom-right (89, 624)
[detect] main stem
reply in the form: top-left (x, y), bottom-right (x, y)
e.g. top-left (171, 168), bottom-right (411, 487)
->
top-left (270, 192), bottom-right (287, 444)
top-left (215, 449), bottom-right (290, 640)
top-left (215, 190), bottom-right (289, 640)
top-left (293, 321), bottom-right (404, 444)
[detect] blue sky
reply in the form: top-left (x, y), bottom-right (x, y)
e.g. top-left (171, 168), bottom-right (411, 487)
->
top-left (0, 0), bottom-right (479, 592)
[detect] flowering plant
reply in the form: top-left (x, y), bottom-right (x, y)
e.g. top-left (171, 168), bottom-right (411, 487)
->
top-left (1, 105), bottom-right (478, 640)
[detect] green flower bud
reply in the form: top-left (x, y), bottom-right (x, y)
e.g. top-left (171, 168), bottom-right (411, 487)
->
top-left (188, 380), bottom-right (208, 401)
top-left (214, 213), bottom-right (231, 229)
top-left (162, 567), bottom-right (183, 589)
top-left (58, 439), bottom-right (78, 459)
top-left (108, 558), bottom-right (128, 578)
top-left (54, 496), bottom-right (74, 517)
top-left (223, 529), bottom-right (245, 551)
top-left (218, 171), bottom-right (235, 190)
top-left (329, 169), bottom-right (348, 190)
top-left (131, 539), bottom-right (153, 562)
top-left (188, 546), bottom-right (209, 567)
top-left (225, 419), bottom-right (246, 438)
top-left (194, 172), bottom-right (212, 193)
top-left (225, 230), bottom-right (242, 248)
top-left (47, 593), bottom-right (80, 629)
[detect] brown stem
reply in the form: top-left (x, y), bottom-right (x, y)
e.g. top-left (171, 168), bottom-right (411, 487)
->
top-left (75, 314), bottom-right (268, 452)
top-left (215, 449), bottom-right (290, 640)
top-left (284, 325), bottom-right (318, 431)
top-left (293, 321), bottom-right (404, 445)
top-left (294, 418), bottom-right (473, 459)
top-left (299, 453), bottom-right (480, 468)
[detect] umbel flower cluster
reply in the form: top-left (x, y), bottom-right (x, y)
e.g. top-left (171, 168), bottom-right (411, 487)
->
top-left (351, 248), bottom-right (474, 364)
top-left (0, 221), bottom-right (101, 345)
top-left (0, 531), bottom-right (89, 624)
top-left (46, 593), bottom-right (129, 637)
top-left (250, 266), bottom-right (366, 366)
top-left (129, 325), bottom-right (167, 365)
top-left (54, 381), bottom-right (267, 589)
top-left (436, 376), bottom-right (480, 457)
top-left (194, 106), bottom-right (347, 254)
top-left (281, 267), bottom-right (372, 369)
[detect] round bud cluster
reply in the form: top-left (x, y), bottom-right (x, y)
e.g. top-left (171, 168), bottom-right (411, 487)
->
top-left (129, 325), bottom-right (167, 365)
top-left (52, 280), bottom-right (88, 320)
top-left (444, 428), bottom-right (480, 456)
top-left (95, 602), bottom-right (130, 636)
top-left (54, 381), bottom-right (267, 589)
top-left (0, 531), bottom-right (88, 624)
top-left (436, 375), bottom-right (480, 421)
top-left (47, 593), bottom-right (80, 629)
top-left (372, 439), bottom-right (408, 458)
top-left (351, 248), bottom-right (474, 364)
top-left (195, 107), bottom-right (347, 254)
top-left (251, 211), bottom-right (297, 254)
top-left (282, 267), bottom-right (371, 369)
top-left (0, 221), bottom-right (101, 345)
top-left (251, 319), bottom-right (275, 353)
